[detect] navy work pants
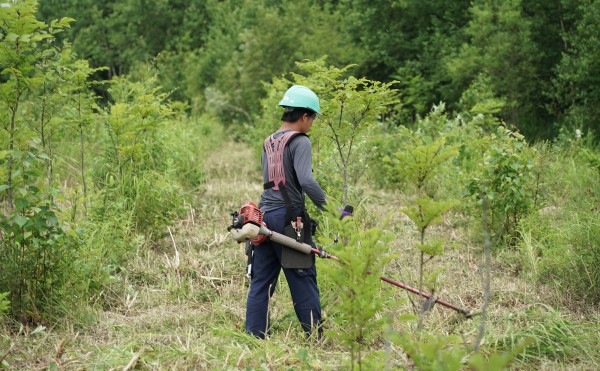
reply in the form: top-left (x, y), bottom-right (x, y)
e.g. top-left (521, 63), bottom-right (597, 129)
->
top-left (245, 207), bottom-right (322, 338)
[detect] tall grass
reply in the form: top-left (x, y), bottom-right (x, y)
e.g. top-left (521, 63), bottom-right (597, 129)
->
top-left (517, 141), bottom-right (600, 306)
top-left (492, 304), bottom-right (599, 368)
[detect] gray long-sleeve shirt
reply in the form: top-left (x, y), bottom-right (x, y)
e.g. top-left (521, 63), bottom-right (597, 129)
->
top-left (259, 131), bottom-right (326, 213)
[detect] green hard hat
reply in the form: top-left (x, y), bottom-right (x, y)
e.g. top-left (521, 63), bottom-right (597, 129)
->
top-left (278, 85), bottom-right (320, 114)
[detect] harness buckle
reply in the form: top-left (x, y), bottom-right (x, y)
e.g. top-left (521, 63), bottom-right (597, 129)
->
top-left (292, 216), bottom-right (303, 242)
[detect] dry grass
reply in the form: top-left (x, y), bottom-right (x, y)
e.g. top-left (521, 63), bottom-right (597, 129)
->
top-left (1, 140), bottom-right (598, 370)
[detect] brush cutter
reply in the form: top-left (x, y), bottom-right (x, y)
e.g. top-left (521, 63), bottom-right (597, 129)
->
top-left (227, 202), bottom-right (472, 318)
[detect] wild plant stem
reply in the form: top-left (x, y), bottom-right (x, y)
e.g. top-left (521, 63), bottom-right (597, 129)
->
top-left (77, 89), bottom-right (87, 216)
top-left (475, 184), bottom-right (492, 351)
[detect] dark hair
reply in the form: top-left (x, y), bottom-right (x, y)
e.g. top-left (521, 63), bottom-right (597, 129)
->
top-left (281, 107), bottom-right (316, 122)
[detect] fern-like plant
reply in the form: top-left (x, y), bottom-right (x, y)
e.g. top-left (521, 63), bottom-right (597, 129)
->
top-left (321, 204), bottom-right (394, 370)
top-left (385, 111), bottom-right (459, 302)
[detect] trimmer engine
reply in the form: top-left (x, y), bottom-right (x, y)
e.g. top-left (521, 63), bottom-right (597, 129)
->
top-left (236, 202), bottom-right (263, 227)
top-left (227, 202), bottom-right (312, 254)
top-left (227, 202), bottom-right (267, 244)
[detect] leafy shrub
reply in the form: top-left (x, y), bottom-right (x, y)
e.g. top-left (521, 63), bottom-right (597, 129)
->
top-left (320, 204), bottom-right (395, 369)
top-left (93, 75), bottom-right (186, 237)
top-left (380, 107), bottom-right (460, 299)
top-left (0, 148), bottom-right (79, 322)
top-left (466, 126), bottom-right (537, 244)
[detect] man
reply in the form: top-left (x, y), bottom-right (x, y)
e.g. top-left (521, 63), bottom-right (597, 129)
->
top-left (246, 85), bottom-right (326, 339)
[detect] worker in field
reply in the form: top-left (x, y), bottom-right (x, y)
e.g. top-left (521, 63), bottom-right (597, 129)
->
top-left (245, 85), bottom-right (326, 339)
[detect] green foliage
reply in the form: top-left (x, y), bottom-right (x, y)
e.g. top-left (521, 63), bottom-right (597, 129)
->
top-left (467, 126), bottom-right (537, 244)
top-left (386, 131), bottom-right (459, 195)
top-left (383, 106), bottom-right (460, 293)
top-left (392, 62), bottom-right (437, 122)
top-left (0, 292), bottom-right (11, 319)
top-left (551, 1), bottom-right (600, 138)
top-left (519, 208), bottom-right (600, 305)
top-left (0, 0), bottom-right (73, 206)
top-left (392, 317), bottom-right (529, 371)
top-left (26, 45), bottom-right (70, 187)
top-left (61, 58), bottom-right (107, 209)
top-left (0, 2), bottom-right (85, 322)
top-left (580, 147), bottom-right (600, 176)
top-left (29, 0), bottom-right (600, 143)
top-left (320, 204), bottom-right (394, 370)
top-left (0, 148), bottom-right (78, 322)
top-left (395, 332), bottom-right (466, 370)
top-left (0, 2), bottom-right (597, 369)
top-left (1, 2), bottom-right (201, 322)
top-left (468, 342), bottom-right (530, 371)
top-left (37, 0), bottom-right (210, 80)
top-left (171, 0), bottom-right (361, 121)
top-left (343, 0), bottom-right (470, 119)
top-left (402, 199), bottom-right (459, 236)
top-left (446, 0), bottom-right (549, 138)
top-left (457, 73), bottom-right (507, 123)
top-left (376, 103), bottom-right (470, 195)
top-left (95, 75), bottom-right (184, 236)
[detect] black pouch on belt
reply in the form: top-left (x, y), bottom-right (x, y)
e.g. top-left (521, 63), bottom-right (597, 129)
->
top-left (266, 181), bottom-right (314, 269)
top-left (281, 209), bottom-right (314, 269)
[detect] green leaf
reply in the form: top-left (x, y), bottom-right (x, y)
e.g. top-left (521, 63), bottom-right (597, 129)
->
top-left (30, 34), bottom-right (52, 42)
top-left (417, 239), bottom-right (445, 256)
top-left (47, 215), bottom-right (59, 227)
top-left (56, 17), bottom-right (76, 28)
top-left (14, 215), bottom-right (28, 228)
top-left (15, 198), bottom-right (29, 210)
top-left (0, 185), bottom-right (9, 192)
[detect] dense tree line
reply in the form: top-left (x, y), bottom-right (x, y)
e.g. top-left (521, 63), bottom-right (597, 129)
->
top-left (36, 0), bottom-right (600, 140)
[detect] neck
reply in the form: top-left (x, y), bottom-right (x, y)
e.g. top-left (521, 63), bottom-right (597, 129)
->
top-left (278, 122), bottom-right (298, 132)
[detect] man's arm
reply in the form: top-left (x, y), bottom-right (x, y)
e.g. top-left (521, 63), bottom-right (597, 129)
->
top-left (292, 136), bottom-right (326, 209)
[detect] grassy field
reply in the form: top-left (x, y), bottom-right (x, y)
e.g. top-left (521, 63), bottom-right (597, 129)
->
top-left (1, 140), bottom-right (599, 370)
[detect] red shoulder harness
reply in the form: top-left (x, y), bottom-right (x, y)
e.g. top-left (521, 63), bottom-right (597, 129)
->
top-left (263, 131), bottom-right (303, 190)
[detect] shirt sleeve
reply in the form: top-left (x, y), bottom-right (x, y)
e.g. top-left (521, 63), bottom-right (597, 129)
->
top-left (291, 136), bottom-right (327, 209)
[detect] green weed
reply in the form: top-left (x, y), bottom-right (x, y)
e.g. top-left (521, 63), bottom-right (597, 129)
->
top-left (492, 304), bottom-right (599, 367)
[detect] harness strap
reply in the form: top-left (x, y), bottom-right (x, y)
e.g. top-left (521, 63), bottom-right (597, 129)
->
top-left (263, 131), bottom-right (303, 191)
top-left (263, 131), bottom-right (310, 230)
top-left (279, 182), bottom-right (295, 223)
